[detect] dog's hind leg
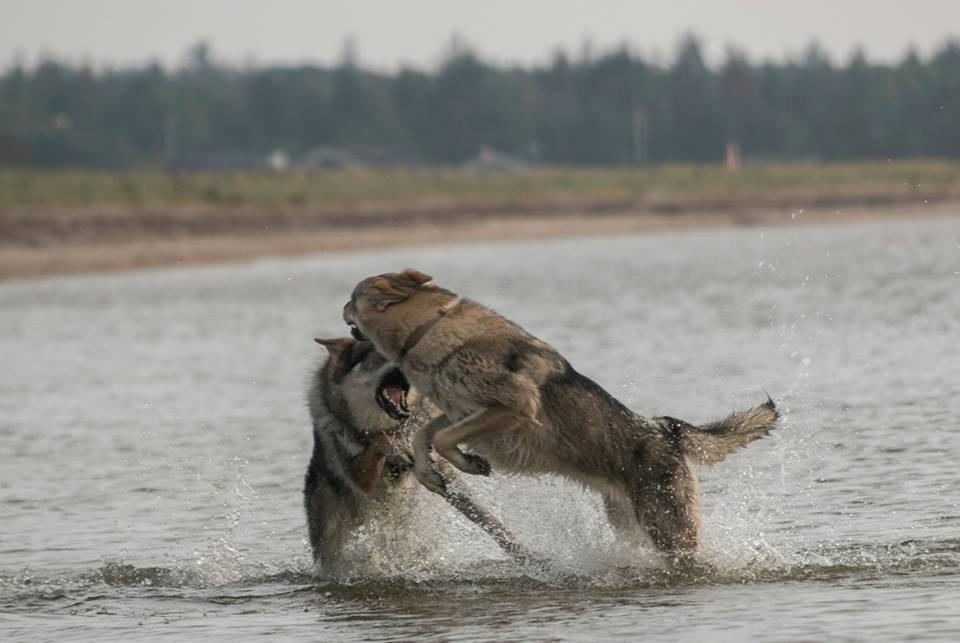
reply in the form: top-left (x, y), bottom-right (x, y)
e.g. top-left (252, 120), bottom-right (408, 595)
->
top-left (603, 490), bottom-right (647, 546)
top-left (630, 459), bottom-right (701, 561)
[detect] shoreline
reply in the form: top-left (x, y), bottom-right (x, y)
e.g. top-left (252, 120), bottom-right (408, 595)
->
top-left (1, 200), bottom-right (957, 280)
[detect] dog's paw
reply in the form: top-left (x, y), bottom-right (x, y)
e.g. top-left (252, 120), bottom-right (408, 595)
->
top-left (385, 450), bottom-right (414, 476)
top-left (455, 452), bottom-right (491, 476)
top-left (414, 464), bottom-right (448, 494)
top-left (385, 456), bottom-right (413, 482)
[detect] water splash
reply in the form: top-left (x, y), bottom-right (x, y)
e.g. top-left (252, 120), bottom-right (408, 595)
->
top-left (3, 534), bottom-right (958, 607)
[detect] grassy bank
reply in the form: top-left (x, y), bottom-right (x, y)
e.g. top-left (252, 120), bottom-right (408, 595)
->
top-left (2, 160), bottom-right (958, 279)
top-left (2, 160), bottom-right (959, 211)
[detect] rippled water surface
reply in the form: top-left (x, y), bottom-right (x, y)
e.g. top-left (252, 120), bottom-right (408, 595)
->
top-left (3, 217), bottom-right (960, 641)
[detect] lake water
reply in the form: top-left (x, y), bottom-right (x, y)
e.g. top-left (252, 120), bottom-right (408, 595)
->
top-left (2, 216), bottom-right (959, 641)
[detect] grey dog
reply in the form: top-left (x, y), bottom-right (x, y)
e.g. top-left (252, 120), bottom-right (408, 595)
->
top-left (304, 337), bottom-right (541, 568)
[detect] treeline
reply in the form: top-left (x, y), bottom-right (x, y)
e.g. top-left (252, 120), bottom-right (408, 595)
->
top-left (1, 37), bottom-right (959, 168)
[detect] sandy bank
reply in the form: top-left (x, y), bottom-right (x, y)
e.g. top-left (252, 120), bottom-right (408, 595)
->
top-left (1, 199), bottom-right (956, 280)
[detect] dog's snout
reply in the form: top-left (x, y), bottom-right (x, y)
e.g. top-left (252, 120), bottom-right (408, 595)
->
top-left (349, 324), bottom-right (367, 341)
top-left (342, 299), bottom-right (356, 320)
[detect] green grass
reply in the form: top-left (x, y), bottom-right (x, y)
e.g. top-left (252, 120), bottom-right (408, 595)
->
top-left (2, 160), bottom-right (959, 210)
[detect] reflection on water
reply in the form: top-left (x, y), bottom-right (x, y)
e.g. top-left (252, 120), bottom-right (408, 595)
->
top-left (2, 216), bottom-right (959, 640)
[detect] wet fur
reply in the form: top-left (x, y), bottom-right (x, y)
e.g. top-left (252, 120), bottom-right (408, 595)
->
top-left (303, 337), bottom-right (539, 567)
top-left (344, 269), bottom-right (780, 558)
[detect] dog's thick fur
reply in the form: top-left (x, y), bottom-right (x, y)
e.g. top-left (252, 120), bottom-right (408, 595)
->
top-left (343, 269), bottom-right (779, 558)
top-left (304, 337), bottom-right (538, 567)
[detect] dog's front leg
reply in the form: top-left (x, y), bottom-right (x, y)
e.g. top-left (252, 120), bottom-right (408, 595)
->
top-left (432, 407), bottom-right (525, 476)
top-left (433, 460), bottom-right (549, 569)
top-left (413, 414), bottom-right (451, 493)
top-left (346, 434), bottom-right (390, 494)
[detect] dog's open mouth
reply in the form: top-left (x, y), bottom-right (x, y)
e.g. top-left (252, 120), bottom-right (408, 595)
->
top-left (348, 323), bottom-right (367, 341)
top-left (375, 367), bottom-right (410, 420)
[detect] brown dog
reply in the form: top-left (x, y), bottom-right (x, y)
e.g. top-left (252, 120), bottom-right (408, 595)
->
top-left (343, 269), bottom-right (779, 559)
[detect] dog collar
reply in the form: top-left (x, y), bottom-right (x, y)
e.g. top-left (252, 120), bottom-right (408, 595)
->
top-left (398, 296), bottom-right (462, 359)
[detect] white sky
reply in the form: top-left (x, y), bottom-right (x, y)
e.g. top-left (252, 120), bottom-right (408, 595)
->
top-left (1, 0), bottom-right (958, 70)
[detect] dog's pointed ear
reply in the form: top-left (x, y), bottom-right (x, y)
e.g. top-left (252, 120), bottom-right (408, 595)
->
top-left (370, 277), bottom-right (409, 311)
top-left (402, 268), bottom-right (432, 285)
top-left (314, 337), bottom-right (352, 355)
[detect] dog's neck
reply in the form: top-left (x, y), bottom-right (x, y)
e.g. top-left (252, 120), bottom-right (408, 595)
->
top-left (398, 296), bottom-right (462, 359)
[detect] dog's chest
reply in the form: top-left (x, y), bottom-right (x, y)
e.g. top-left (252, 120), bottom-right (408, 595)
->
top-left (404, 358), bottom-right (477, 419)
top-left (430, 377), bottom-right (477, 420)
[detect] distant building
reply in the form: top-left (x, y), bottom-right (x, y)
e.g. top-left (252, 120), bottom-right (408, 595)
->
top-left (725, 141), bottom-right (741, 172)
top-left (168, 149), bottom-right (286, 171)
top-left (267, 150), bottom-right (289, 171)
top-left (299, 146), bottom-right (362, 169)
top-left (298, 145), bottom-right (417, 169)
top-left (461, 145), bottom-right (530, 172)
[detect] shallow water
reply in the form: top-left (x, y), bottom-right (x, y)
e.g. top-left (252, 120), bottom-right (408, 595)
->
top-left (2, 216), bottom-right (959, 641)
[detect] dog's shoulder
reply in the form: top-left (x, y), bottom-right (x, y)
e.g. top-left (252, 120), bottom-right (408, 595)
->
top-left (427, 300), bottom-right (561, 376)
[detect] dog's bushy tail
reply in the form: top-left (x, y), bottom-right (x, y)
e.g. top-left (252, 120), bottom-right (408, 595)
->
top-left (668, 396), bottom-right (779, 465)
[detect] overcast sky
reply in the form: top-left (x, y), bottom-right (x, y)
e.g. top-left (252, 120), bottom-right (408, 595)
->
top-left (2, 0), bottom-right (958, 70)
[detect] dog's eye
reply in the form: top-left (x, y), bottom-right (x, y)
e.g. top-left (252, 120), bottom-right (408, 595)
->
top-left (346, 342), bottom-right (374, 370)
